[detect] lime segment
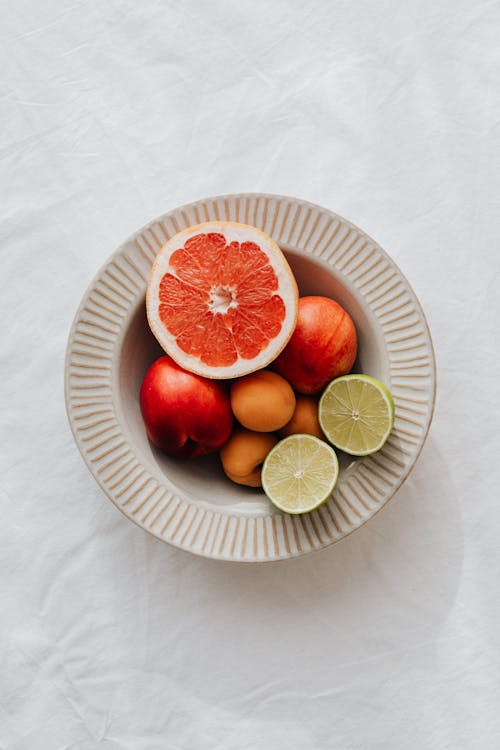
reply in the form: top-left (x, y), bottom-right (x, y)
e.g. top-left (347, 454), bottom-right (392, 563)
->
top-left (319, 374), bottom-right (395, 456)
top-left (262, 434), bottom-right (339, 514)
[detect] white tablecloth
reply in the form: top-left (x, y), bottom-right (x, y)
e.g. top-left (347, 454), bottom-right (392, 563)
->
top-left (2, 1), bottom-right (499, 748)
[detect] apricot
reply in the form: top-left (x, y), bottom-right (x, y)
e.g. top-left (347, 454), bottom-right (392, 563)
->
top-left (230, 370), bottom-right (296, 432)
top-left (220, 429), bottom-right (279, 487)
top-left (279, 395), bottom-right (324, 439)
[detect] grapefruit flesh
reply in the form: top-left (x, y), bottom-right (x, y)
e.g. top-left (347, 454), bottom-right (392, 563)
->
top-left (147, 222), bottom-right (298, 378)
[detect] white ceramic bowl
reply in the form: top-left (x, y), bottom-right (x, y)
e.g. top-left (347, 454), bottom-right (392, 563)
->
top-left (65, 194), bottom-right (436, 562)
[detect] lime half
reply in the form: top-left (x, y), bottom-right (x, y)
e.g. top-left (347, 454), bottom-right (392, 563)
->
top-left (319, 374), bottom-right (395, 456)
top-left (262, 434), bottom-right (339, 514)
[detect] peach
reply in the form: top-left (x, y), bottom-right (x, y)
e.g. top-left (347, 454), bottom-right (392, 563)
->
top-left (279, 396), bottom-right (324, 439)
top-left (220, 429), bottom-right (278, 487)
top-left (230, 370), bottom-right (296, 432)
top-left (273, 296), bottom-right (357, 394)
top-left (140, 355), bottom-right (233, 459)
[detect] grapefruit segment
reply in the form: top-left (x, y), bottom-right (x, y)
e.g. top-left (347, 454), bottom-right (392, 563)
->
top-left (177, 312), bottom-right (238, 367)
top-left (147, 221), bottom-right (298, 378)
top-left (170, 232), bottom-right (226, 289)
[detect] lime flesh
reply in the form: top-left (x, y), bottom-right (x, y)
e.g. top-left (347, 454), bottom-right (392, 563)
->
top-left (319, 374), bottom-right (395, 456)
top-left (262, 434), bottom-right (339, 514)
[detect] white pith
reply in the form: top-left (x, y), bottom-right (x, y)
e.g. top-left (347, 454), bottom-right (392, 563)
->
top-left (207, 285), bottom-right (238, 315)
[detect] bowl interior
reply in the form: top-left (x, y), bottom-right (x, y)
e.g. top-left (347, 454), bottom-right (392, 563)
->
top-left (118, 248), bottom-right (389, 515)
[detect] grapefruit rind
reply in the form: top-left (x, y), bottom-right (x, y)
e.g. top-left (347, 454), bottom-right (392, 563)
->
top-left (146, 221), bottom-right (299, 378)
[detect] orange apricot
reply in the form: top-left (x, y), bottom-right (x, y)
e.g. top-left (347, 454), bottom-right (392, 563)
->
top-left (279, 395), bottom-right (324, 439)
top-left (220, 429), bottom-right (279, 487)
top-left (230, 370), bottom-right (296, 432)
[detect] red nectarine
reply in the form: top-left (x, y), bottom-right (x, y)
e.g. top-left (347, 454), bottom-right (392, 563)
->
top-left (273, 296), bottom-right (357, 394)
top-left (140, 355), bottom-right (233, 459)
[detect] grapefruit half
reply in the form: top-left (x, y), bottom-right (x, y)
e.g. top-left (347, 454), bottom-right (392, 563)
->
top-left (146, 221), bottom-right (299, 378)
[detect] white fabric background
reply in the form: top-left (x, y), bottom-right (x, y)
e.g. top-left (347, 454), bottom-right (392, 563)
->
top-left (1, 1), bottom-right (499, 748)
